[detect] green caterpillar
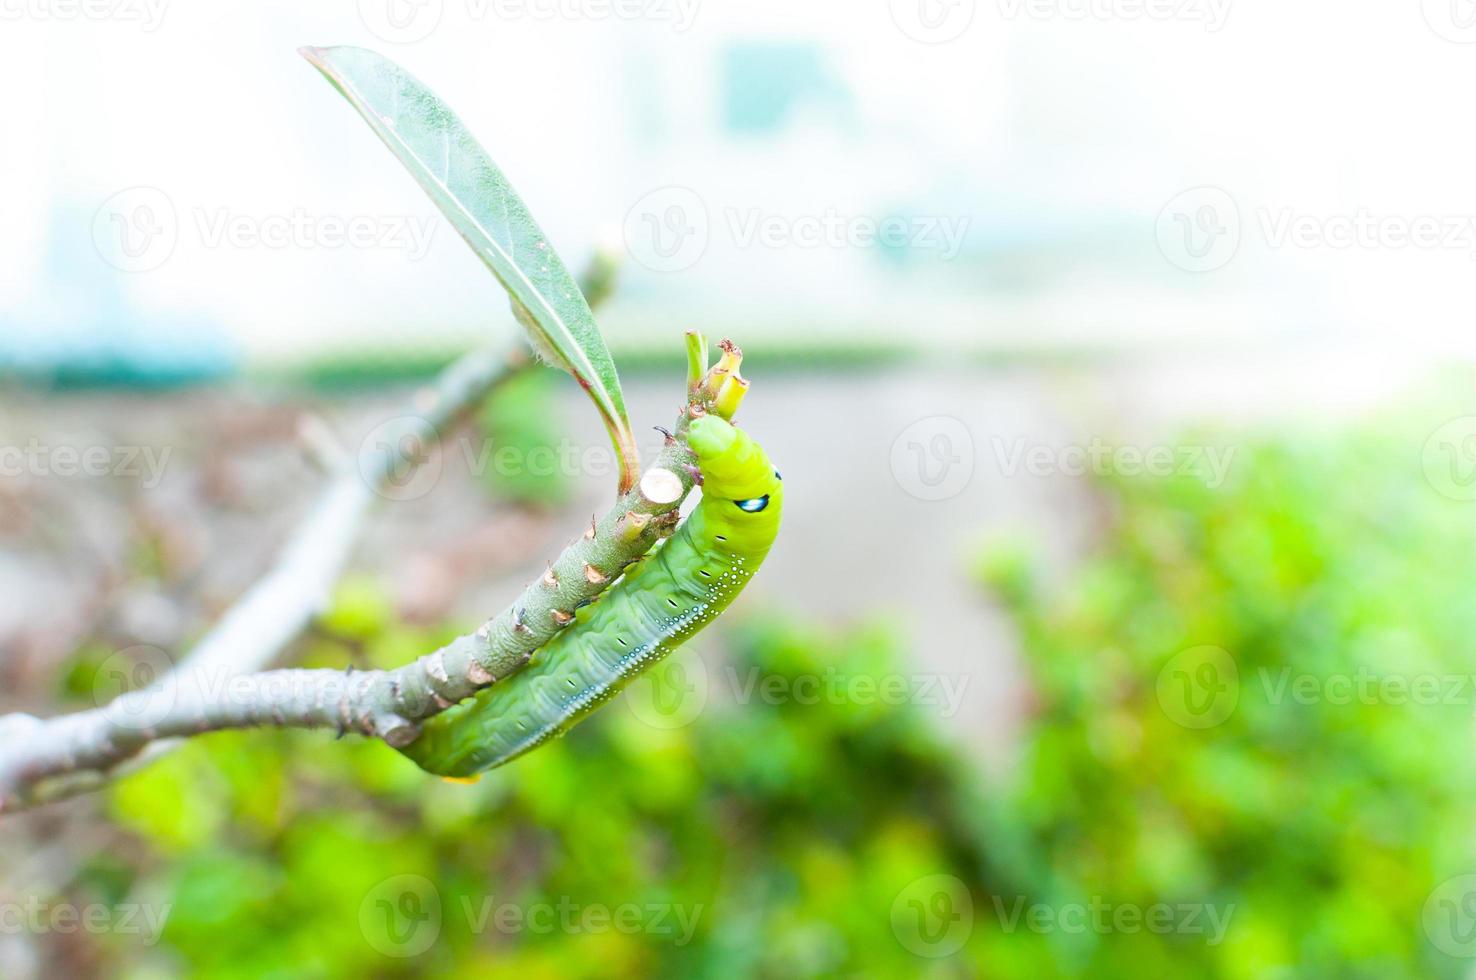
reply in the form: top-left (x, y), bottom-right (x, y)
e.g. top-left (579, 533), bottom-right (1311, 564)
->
top-left (400, 414), bottom-right (782, 777)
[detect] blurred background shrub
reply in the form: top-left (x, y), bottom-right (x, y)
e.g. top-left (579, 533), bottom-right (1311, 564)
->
top-left (13, 393), bottom-right (1469, 979)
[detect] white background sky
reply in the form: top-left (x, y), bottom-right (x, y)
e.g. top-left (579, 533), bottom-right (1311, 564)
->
top-left (2, 0), bottom-right (1475, 365)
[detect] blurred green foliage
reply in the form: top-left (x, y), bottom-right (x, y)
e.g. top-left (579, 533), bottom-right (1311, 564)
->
top-left (91, 612), bottom-right (994, 979)
top-left (48, 408), bottom-right (1476, 978)
top-left (974, 418), bottom-right (1476, 979)
top-left (473, 367), bottom-right (575, 508)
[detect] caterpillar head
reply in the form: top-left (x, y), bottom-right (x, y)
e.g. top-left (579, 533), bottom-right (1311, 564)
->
top-left (687, 416), bottom-right (782, 513)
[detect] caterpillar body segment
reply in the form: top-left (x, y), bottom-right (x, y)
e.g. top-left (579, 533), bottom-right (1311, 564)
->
top-left (401, 416), bottom-right (782, 776)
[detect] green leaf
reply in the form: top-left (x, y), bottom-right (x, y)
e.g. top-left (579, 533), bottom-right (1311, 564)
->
top-left (300, 45), bottom-right (639, 492)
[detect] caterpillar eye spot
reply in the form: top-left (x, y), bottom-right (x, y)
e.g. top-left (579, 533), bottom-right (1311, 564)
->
top-left (734, 495), bottom-right (770, 513)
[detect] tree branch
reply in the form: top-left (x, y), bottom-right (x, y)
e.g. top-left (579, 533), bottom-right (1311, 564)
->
top-left (0, 402), bottom-right (702, 811)
top-left (0, 329), bottom-right (737, 816)
top-left (0, 259), bottom-right (652, 815)
top-left (0, 342), bottom-right (522, 810)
